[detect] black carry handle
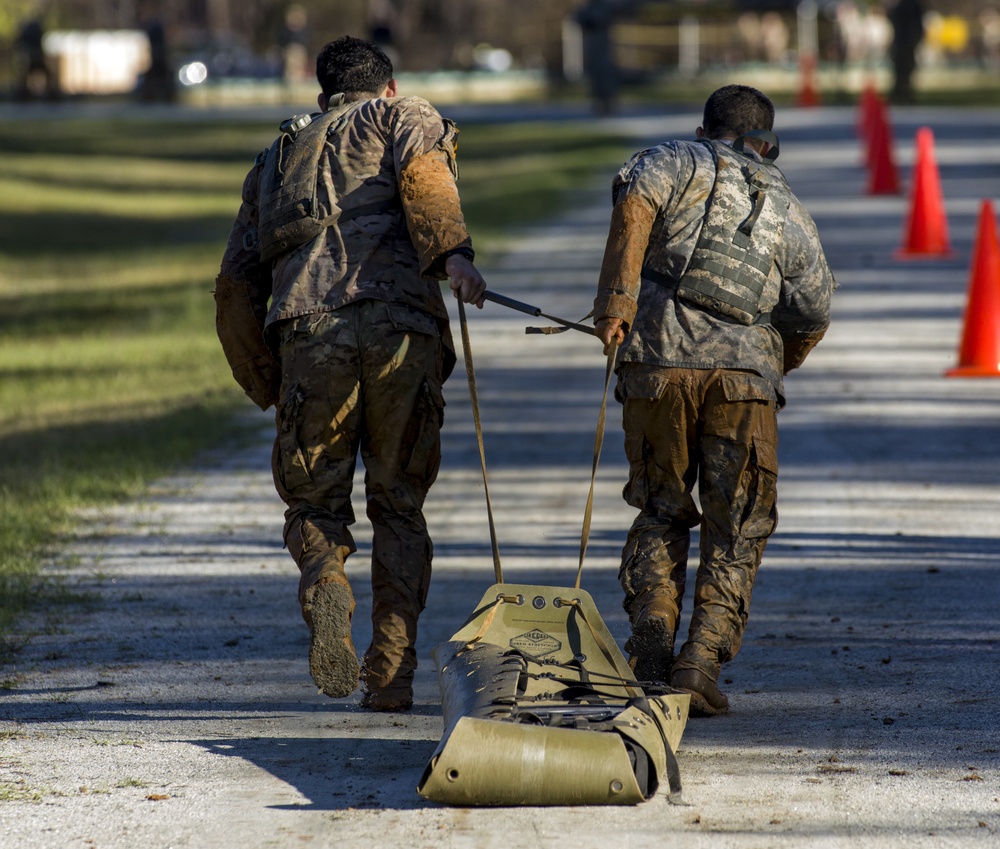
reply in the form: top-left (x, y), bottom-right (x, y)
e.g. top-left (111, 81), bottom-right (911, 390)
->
top-left (481, 289), bottom-right (595, 336)
top-left (482, 289), bottom-right (542, 317)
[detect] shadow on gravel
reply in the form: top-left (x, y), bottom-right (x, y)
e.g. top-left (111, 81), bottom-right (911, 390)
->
top-left (3, 547), bottom-right (996, 800)
top-left (191, 735), bottom-right (439, 811)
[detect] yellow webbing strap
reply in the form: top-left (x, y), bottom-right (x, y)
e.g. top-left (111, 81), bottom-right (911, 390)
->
top-left (460, 295), bottom-right (619, 594)
top-left (558, 596), bottom-right (641, 700)
top-left (458, 593), bottom-right (525, 652)
top-left (460, 596), bottom-right (504, 652)
top-left (574, 341), bottom-right (618, 590)
top-left (458, 298), bottom-right (503, 584)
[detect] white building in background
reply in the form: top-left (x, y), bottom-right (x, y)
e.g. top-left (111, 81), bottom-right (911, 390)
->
top-left (42, 30), bottom-right (149, 95)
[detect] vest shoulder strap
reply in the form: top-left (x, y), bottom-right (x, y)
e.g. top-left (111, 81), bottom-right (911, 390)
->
top-left (256, 101), bottom-right (382, 263)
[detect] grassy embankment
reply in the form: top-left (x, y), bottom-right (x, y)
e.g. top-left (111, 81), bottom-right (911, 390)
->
top-left (0, 114), bottom-right (632, 642)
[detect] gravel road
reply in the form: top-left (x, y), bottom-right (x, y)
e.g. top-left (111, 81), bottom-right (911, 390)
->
top-left (2, 105), bottom-right (999, 848)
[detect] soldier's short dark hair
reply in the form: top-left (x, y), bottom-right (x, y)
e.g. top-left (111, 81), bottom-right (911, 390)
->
top-left (702, 85), bottom-right (775, 139)
top-left (316, 36), bottom-right (393, 100)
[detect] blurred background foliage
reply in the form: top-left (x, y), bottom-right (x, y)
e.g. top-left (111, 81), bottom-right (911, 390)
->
top-left (2, 1), bottom-right (998, 104)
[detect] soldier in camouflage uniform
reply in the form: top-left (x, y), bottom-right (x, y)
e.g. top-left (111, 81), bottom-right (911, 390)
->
top-left (593, 85), bottom-right (835, 716)
top-left (215, 36), bottom-right (486, 712)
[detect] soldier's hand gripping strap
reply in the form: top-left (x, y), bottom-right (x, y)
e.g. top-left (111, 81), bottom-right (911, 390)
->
top-left (782, 328), bottom-right (827, 374)
top-left (214, 273), bottom-right (281, 410)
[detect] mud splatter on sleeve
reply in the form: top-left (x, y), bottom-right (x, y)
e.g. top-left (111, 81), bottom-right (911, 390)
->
top-left (594, 152), bottom-right (665, 328)
top-left (393, 98), bottom-right (472, 276)
top-left (594, 194), bottom-right (657, 328)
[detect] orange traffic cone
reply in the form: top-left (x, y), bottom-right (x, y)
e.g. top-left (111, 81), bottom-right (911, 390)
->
top-left (863, 94), bottom-right (889, 166)
top-left (796, 54), bottom-right (821, 107)
top-left (896, 127), bottom-right (952, 258)
top-left (946, 200), bottom-right (1000, 377)
top-left (866, 102), bottom-right (899, 195)
top-left (857, 81), bottom-right (879, 142)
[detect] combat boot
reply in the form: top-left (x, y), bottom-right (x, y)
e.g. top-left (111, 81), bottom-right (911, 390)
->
top-left (670, 668), bottom-right (729, 717)
top-left (359, 660), bottom-right (413, 712)
top-left (359, 682), bottom-right (413, 713)
top-left (301, 575), bottom-right (359, 698)
top-left (361, 602), bottom-right (417, 712)
top-left (287, 516), bottom-right (360, 698)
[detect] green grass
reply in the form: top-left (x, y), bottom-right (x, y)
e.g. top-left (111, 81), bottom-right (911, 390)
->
top-left (0, 113), bottom-right (632, 639)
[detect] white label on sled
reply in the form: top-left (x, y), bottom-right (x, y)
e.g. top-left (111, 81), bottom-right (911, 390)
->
top-left (509, 630), bottom-right (562, 656)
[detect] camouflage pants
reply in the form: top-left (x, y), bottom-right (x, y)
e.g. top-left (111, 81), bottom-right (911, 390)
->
top-left (272, 300), bottom-right (447, 694)
top-left (617, 365), bottom-right (779, 680)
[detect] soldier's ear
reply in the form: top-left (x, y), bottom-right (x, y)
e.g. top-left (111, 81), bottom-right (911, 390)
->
top-left (317, 93), bottom-right (327, 111)
top-left (384, 78), bottom-right (398, 98)
top-left (695, 126), bottom-right (705, 139)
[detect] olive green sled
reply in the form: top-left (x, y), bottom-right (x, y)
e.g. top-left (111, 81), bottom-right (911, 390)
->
top-left (417, 582), bottom-right (690, 806)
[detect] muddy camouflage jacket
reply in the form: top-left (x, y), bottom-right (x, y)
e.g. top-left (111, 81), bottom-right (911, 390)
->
top-left (216, 95), bottom-right (471, 408)
top-left (594, 138), bottom-right (834, 404)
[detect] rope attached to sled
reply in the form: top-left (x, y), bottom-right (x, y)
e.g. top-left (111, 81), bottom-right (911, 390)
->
top-left (458, 298), bottom-right (503, 584)
top-left (574, 345), bottom-right (617, 590)
top-left (458, 295), bottom-right (617, 591)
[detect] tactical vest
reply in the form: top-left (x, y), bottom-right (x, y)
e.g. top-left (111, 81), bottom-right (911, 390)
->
top-left (672, 139), bottom-right (791, 325)
top-left (256, 101), bottom-right (397, 263)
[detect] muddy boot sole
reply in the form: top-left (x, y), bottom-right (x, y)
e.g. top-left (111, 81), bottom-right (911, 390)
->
top-left (626, 617), bottom-right (675, 685)
top-left (305, 582), bottom-right (359, 698)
